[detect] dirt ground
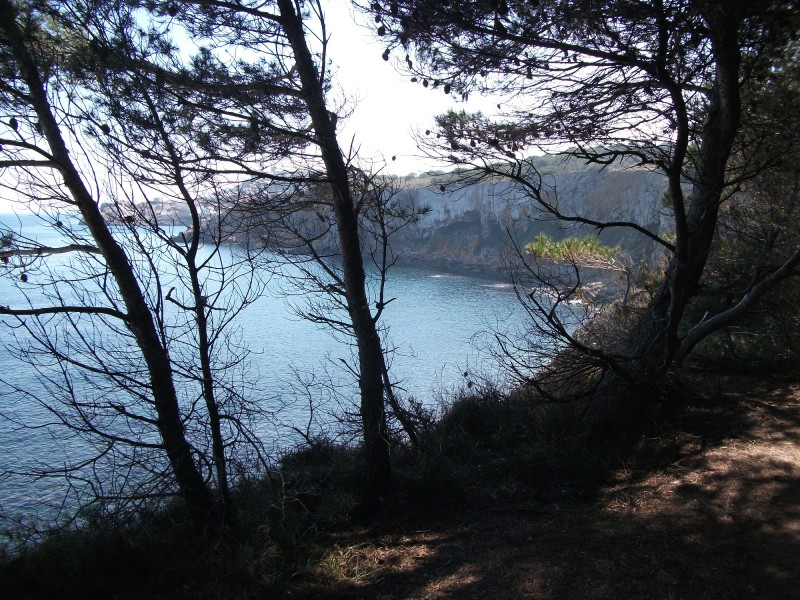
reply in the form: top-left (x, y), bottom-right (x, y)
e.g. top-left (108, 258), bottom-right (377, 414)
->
top-left (286, 373), bottom-right (800, 599)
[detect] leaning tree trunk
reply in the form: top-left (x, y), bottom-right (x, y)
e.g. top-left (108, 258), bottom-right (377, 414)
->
top-left (277, 0), bottom-right (391, 504)
top-left (0, 0), bottom-right (218, 529)
top-left (628, 2), bottom-right (743, 390)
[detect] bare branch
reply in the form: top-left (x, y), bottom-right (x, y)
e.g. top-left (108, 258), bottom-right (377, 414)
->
top-left (0, 304), bottom-right (127, 320)
top-left (0, 244), bottom-right (100, 259)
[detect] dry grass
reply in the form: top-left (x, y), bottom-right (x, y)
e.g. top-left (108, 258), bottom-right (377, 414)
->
top-left (285, 372), bottom-right (800, 599)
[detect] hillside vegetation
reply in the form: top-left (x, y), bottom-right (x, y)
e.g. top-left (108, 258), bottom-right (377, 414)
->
top-left (2, 370), bottom-right (798, 599)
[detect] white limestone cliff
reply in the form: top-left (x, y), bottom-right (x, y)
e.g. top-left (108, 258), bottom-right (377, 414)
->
top-left (388, 168), bottom-right (671, 275)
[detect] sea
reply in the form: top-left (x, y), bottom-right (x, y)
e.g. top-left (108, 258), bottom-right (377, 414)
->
top-left (0, 211), bottom-right (531, 524)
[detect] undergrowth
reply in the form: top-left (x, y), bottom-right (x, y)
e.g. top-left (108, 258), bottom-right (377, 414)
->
top-left (0, 385), bottom-right (647, 599)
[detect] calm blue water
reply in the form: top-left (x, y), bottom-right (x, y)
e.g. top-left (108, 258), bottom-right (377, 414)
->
top-left (0, 212), bottom-right (527, 522)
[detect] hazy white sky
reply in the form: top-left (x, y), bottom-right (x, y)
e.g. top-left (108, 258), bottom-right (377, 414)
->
top-left (322, 2), bottom-right (496, 176)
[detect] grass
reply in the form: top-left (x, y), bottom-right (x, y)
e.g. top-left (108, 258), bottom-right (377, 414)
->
top-left (2, 371), bottom-right (799, 599)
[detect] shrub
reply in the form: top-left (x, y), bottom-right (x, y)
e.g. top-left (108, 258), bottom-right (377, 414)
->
top-left (394, 384), bottom-right (615, 507)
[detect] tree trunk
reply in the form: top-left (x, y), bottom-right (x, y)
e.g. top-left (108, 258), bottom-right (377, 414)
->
top-left (0, 0), bottom-right (218, 528)
top-left (629, 2), bottom-right (743, 389)
top-left (276, 0), bottom-right (391, 503)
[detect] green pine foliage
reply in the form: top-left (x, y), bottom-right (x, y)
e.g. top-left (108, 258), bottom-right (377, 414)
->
top-left (525, 233), bottom-right (621, 264)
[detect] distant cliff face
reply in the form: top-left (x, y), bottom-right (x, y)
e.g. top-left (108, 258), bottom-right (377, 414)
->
top-left (388, 168), bottom-right (670, 274)
top-left (122, 167), bottom-right (671, 282)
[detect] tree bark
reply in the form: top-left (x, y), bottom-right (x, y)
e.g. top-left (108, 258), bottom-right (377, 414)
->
top-left (142, 85), bottom-right (233, 515)
top-left (0, 0), bottom-right (218, 528)
top-left (631, 2), bottom-right (743, 387)
top-left (276, 0), bottom-right (391, 503)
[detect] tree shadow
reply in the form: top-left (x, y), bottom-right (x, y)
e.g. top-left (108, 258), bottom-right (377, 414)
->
top-left (291, 374), bottom-right (800, 599)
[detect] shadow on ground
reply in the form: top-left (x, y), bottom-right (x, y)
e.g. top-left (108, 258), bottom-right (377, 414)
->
top-left (288, 374), bottom-right (800, 599)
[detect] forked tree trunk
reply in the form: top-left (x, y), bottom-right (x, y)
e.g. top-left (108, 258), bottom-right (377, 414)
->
top-left (627, 2), bottom-right (743, 390)
top-left (277, 0), bottom-right (391, 503)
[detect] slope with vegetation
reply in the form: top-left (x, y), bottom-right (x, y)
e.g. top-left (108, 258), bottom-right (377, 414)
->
top-left (2, 370), bottom-right (798, 599)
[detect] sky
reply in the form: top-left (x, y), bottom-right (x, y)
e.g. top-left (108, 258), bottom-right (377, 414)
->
top-left (0, 2), bottom-right (496, 213)
top-left (321, 3), bottom-right (497, 177)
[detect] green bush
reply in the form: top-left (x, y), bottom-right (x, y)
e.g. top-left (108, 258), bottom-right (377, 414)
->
top-left (277, 442), bottom-right (362, 521)
top-left (393, 386), bottom-right (615, 506)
